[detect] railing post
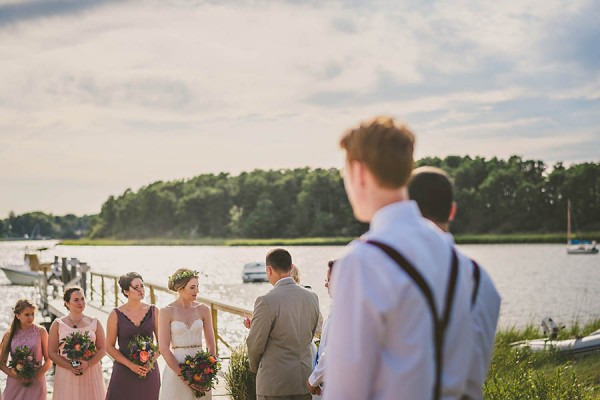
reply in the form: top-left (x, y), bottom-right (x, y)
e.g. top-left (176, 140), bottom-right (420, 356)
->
top-left (90, 273), bottom-right (94, 301)
top-left (114, 278), bottom-right (119, 307)
top-left (211, 303), bottom-right (218, 355)
top-left (101, 276), bottom-right (105, 306)
top-left (149, 286), bottom-right (156, 305)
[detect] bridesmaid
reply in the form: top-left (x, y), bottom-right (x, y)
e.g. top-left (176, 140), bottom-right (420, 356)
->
top-left (106, 272), bottom-right (160, 400)
top-left (0, 299), bottom-right (52, 400)
top-left (48, 286), bottom-right (107, 400)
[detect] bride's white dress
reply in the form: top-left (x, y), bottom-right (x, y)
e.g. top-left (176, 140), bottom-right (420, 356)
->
top-left (159, 319), bottom-right (211, 400)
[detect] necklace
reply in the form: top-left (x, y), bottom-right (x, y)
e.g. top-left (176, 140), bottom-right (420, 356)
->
top-left (67, 315), bottom-right (84, 328)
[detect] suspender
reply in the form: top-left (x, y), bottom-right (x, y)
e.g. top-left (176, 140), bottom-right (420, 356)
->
top-left (471, 260), bottom-right (481, 308)
top-left (365, 240), bottom-right (459, 400)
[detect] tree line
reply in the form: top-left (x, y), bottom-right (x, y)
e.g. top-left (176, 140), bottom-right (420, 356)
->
top-left (1, 156), bottom-right (599, 239)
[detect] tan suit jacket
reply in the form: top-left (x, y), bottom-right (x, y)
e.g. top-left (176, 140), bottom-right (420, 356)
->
top-left (247, 277), bottom-right (320, 396)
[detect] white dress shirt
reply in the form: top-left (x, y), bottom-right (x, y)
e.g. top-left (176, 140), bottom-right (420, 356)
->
top-left (308, 318), bottom-right (330, 388)
top-left (448, 234), bottom-right (501, 400)
top-left (323, 201), bottom-right (474, 400)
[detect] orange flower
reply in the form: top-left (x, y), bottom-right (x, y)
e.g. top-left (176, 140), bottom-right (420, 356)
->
top-left (193, 373), bottom-right (203, 382)
top-left (74, 344), bottom-right (81, 351)
top-left (83, 350), bottom-right (92, 359)
top-left (208, 356), bottom-right (216, 364)
top-left (139, 351), bottom-right (149, 363)
top-left (204, 367), bottom-right (212, 375)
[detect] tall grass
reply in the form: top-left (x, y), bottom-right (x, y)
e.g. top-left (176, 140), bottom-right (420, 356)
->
top-left (224, 344), bottom-right (256, 400)
top-left (484, 322), bottom-right (600, 399)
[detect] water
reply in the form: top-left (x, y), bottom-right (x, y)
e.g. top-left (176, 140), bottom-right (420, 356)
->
top-left (2, 240), bottom-right (600, 333)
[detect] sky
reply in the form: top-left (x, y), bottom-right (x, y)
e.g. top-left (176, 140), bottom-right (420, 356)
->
top-left (0, 0), bottom-right (599, 216)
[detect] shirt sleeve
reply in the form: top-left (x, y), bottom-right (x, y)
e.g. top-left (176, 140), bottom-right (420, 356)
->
top-left (308, 319), bottom-right (329, 387)
top-left (246, 295), bottom-right (272, 373)
top-left (323, 249), bottom-right (383, 400)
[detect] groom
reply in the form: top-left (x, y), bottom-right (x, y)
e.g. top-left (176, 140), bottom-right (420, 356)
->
top-left (247, 248), bottom-right (320, 400)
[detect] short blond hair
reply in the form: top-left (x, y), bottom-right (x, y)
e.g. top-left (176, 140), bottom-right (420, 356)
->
top-left (340, 116), bottom-right (415, 188)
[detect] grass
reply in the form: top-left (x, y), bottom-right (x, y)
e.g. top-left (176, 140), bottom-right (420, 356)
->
top-left (57, 232), bottom-right (600, 246)
top-left (484, 320), bottom-right (600, 399)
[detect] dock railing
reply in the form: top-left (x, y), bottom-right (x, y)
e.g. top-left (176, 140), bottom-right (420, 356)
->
top-left (88, 271), bottom-right (252, 355)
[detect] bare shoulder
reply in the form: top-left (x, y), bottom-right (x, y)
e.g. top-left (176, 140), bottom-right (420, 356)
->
top-left (36, 325), bottom-right (49, 337)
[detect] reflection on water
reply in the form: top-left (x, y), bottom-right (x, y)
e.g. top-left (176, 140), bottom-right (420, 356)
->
top-left (2, 241), bottom-right (600, 335)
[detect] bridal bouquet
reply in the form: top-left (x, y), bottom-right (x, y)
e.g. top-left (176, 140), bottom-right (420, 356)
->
top-left (60, 331), bottom-right (96, 368)
top-left (179, 350), bottom-right (221, 398)
top-left (127, 334), bottom-right (158, 378)
top-left (9, 345), bottom-right (37, 386)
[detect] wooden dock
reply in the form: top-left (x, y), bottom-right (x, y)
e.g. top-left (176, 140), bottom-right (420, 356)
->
top-left (43, 270), bottom-right (254, 399)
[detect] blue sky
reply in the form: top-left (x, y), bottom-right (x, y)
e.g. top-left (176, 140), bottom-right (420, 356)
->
top-left (0, 0), bottom-right (598, 216)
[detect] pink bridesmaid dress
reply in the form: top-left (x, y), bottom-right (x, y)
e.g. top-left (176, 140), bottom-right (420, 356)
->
top-left (2, 325), bottom-right (46, 400)
top-left (52, 318), bottom-right (106, 400)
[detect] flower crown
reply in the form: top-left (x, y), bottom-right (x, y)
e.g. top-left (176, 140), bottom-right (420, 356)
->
top-left (169, 270), bottom-right (199, 284)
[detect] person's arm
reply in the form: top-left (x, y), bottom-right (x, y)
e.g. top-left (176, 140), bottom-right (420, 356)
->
top-left (79, 318), bottom-right (107, 373)
top-left (245, 295), bottom-right (272, 374)
top-left (47, 321), bottom-right (80, 375)
top-left (0, 331), bottom-right (17, 379)
top-left (323, 252), bottom-right (382, 400)
top-left (201, 305), bottom-right (216, 356)
top-left (157, 307), bottom-right (182, 376)
top-left (34, 326), bottom-right (53, 378)
top-left (105, 311), bottom-right (149, 376)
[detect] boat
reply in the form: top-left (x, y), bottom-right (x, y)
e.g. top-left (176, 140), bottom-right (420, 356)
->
top-left (0, 250), bottom-right (53, 286)
top-left (242, 262), bottom-right (268, 283)
top-left (0, 265), bottom-right (45, 285)
top-left (514, 332), bottom-right (600, 356)
top-left (566, 200), bottom-right (598, 255)
top-left (512, 317), bottom-right (600, 356)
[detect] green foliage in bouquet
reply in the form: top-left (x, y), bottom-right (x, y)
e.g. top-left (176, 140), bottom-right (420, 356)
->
top-left (9, 345), bottom-right (37, 386)
top-left (60, 330), bottom-right (96, 362)
top-left (224, 344), bottom-right (256, 400)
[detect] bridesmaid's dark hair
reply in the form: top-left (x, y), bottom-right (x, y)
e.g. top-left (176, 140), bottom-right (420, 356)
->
top-left (118, 272), bottom-right (143, 297)
top-left (63, 286), bottom-right (84, 310)
top-left (0, 299), bottom-right (36, 365)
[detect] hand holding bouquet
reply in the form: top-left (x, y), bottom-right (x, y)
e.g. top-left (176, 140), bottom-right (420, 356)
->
top-left (60, 331), bottom-right (96, 374)
top-left (9, 345), bottom-right (37, 386)
top-left (179, 350), bottom-right (221, 398)
top-left (127, 334), bottom-right (158, 378)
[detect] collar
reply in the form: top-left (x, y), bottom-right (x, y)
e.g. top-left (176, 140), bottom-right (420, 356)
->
top-left (369, 200), bottom-right (422, 232)
top-left (274, 276), bottom-right (296, 287)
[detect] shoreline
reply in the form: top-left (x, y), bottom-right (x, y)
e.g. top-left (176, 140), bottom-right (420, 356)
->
top-left (43, 231), bottom-right (600, 246)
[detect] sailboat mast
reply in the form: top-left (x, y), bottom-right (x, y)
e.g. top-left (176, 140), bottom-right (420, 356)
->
top-left (567, 199), bottom-right (571, 245)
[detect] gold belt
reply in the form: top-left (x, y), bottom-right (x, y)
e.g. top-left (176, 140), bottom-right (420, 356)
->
top-left (172, 345), bottom-right (202, 349)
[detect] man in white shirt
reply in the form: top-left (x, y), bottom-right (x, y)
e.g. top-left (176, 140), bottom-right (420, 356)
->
top-left (408, 166), bottom-right (501, 400)
top-left (324, 116), bottom-right (474, 400)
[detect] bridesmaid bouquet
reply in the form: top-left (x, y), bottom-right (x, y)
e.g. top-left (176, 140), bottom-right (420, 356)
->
top-left (9, 345), bottom-right (37, 386)
top-left (127, 334), bottom-right (158, 378)
top-left (179, 350), bottom-right (221, 398)
top-left (60, 331), bottom-right (97, 368)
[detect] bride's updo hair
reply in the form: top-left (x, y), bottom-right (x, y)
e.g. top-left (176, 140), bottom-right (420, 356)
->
top-left (168, 268), bottom-right (199, 291)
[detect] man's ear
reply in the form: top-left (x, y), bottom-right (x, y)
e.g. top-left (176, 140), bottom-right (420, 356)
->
top-left (449, 201), bottom-right (457, 223)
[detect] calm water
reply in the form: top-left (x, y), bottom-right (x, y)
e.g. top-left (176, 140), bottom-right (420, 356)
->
top-left (1, 240), bottom-right (600, 333)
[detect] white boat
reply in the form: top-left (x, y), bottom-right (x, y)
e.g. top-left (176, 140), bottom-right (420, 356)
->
top-left (566, 200), bottom-right (598, 255)
top-left (0, 265), bottom-right (44, 286)
top-left (514, 333), bottom-right (600, 356)
top-left (0, 251), bottom-right (53, 286)
top-left (242, 262), bottom-right (268, 283)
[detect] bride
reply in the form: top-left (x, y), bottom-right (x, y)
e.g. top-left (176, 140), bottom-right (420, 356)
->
top-left (158, 268), bottom-right (217, 400)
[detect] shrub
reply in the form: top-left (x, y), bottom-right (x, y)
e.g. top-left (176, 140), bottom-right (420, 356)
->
top-left (224, 343), bottom-right (256, 400)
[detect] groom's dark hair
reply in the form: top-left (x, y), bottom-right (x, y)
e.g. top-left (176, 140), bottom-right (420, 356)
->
top-left (266, 248), bottom-right (292, 273)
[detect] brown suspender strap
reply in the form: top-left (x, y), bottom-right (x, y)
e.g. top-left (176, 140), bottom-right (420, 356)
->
top-left (471, 260), bottom-right (481, 308)
top-left (365, 240), bottom-right (459, 400)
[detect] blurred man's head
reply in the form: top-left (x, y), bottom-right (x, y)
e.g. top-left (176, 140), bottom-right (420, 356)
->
top-left (340, 116), bottom-right (415, 222)
top-left (408, 166), bottom-right (456, 231)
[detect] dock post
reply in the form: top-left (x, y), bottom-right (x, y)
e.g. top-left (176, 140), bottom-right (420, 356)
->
top-left (61, 257), bottom-right (69, 285)
top-left (211, 304), bottom-right (218, 355)
top-left (79, 262), bottom-right (89, 295)
top-left (101, 277), bottom-right (105, 306)
top-left (114, 277), bottom-right (119, 307)
top-left (90, 273), bottom-right (94, 301)
top-left (149, 286), bottom-right (156, 305)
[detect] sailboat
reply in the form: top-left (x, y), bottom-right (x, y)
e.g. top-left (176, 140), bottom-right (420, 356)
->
top-left (567, 200), bottom-right (598, 255)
